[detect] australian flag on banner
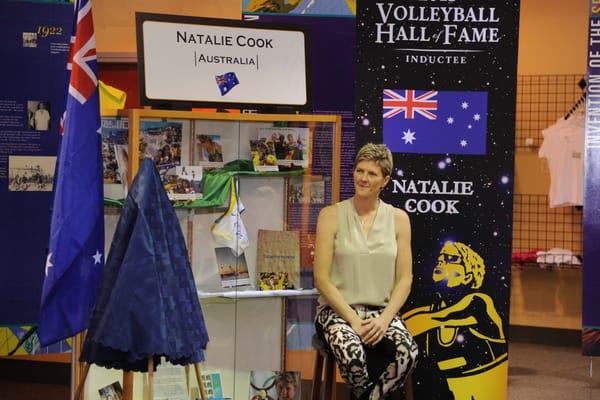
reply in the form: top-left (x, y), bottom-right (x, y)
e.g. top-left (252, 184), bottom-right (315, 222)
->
top-left (382, 89), bottom-right (488, 155)
top-left (38, 0), bottom-right (104, 346)
top-left (215, 72), bottom-right (239, 96)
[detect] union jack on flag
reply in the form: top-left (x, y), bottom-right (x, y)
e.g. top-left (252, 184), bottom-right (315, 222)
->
top-left (383, 89), bottom-right (438, 120)
top-left (215, 72), bottom-right (240, 96)
top-left (38, 0), bottom-right (104, 346)
top-left (67, 0), bottom-right (97, 105)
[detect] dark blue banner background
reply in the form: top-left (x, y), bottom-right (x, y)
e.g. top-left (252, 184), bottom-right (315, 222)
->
top-left (355, 1), bottom-right (520, 398)
top-left (0, 1), bottom-right (71, 324)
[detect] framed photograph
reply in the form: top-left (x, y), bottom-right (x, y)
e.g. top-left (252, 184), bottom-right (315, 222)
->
top-left (139, 119), bottom-right (185, 168)
top-left (159, 165), bottom-right (203, 201)
top-left (194, 134), bottom-right (224, 169)
top-left (27, 100), bottom-right (51, 131)
top-left (8, 155), bottom-right (56, 192)
top-left (257, 127), bottom-right (310, 168)
top-left (250, 137), bottom-right (279, 172)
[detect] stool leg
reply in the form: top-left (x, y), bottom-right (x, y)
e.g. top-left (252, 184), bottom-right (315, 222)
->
top-left (323, 354), bottom-right (335, 400)
top-left (311, 351), bottom-right (324, 400)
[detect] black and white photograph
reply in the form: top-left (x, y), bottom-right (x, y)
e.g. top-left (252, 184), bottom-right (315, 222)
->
top-left (8, 155), bottom-right (56, 192)
top-left (22, 32), bottom-right (37, 48)
top-left (27, 100), bottom-right (51, 131)
top-left (287, 175), bottom-right (325, 205)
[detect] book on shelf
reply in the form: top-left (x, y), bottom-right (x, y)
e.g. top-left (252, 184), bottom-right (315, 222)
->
top-left (200, 370), bottom-right (225, 400)
top-left (214, 246), bottom-right (251, 288)
top-left (101, 117), bottom-right (128, 198)
top-left (256, 230), bottom-right (300, 290)
top-left (153, 361), bottom-right (189, 400)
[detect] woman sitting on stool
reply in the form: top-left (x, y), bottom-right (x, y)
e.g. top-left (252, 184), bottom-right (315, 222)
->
top-left (314, 143), bottom-right (418, 400)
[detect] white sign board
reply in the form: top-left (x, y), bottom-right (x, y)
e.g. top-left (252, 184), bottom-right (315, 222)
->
top-left (137, 14), bottom-right (309, 108)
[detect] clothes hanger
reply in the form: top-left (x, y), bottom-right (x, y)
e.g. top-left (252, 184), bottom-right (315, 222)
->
top-left (565, 78), bottom-right (587, 120)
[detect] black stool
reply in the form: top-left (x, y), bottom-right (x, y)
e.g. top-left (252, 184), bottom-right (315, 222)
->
top-left (310, 334), bottom-right (414, 400)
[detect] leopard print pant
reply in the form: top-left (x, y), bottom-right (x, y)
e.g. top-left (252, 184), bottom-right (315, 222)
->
top-left (315, 306), bottom-right (418, 400)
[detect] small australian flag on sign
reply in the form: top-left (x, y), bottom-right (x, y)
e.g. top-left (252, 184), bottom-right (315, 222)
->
top-left (215, 72), bottom-right (240, 96)
top-left (382, 89), bottom-right (488, 155)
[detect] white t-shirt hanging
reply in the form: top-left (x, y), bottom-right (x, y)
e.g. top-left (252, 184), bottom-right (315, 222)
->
top-left (538, 114), bottom-right (585, 207)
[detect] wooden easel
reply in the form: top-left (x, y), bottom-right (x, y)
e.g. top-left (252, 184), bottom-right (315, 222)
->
top-left (73, 349), bottom-right (208, 400)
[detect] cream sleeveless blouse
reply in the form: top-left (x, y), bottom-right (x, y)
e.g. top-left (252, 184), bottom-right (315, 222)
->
top-left (318, 198), bottom-right (397, 308)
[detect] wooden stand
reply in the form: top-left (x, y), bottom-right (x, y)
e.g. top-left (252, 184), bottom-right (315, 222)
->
top-left (72, 357), bottom-right (207, 400)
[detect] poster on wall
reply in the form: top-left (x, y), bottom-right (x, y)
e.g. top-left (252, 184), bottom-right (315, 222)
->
top-left (355, 1), bottom-right (520, 399)
top-left (0, 1), bottom-right (71, 333)
top-left (583, 2), bottom-right (600, 357)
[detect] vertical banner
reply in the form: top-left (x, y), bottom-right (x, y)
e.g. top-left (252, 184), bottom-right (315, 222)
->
top-left (0, 2), bottom-right (71, 326)
top-left (356, 2), bottom-right (519, 399)
top-left (583, 2), bottom-right (600, 356)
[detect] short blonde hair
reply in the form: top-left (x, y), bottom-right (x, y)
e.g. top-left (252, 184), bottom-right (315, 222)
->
top-left (354, 143), bottom-right (393, 177)
top-left (452, 242), bottom-right (485, 289)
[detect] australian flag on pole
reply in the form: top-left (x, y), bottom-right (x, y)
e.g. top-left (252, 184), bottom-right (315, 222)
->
top-left (215, 72), bottom-right (239, 96)
top-left (382, 89), bottom-right (488, 155)
top-left (38, 0), bottom-right (104, 346)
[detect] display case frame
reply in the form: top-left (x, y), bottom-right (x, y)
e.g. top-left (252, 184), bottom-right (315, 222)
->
top-left (92, 108), bottom-right (342, 400)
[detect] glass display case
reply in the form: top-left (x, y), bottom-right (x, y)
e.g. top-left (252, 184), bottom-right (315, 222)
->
top-left (92, 109), bottom-right (341, 399)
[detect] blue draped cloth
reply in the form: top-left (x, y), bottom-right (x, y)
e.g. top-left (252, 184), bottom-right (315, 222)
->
top-left (80, 159), bottom-right (209, 372)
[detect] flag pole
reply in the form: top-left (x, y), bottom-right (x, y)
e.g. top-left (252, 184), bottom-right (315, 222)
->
top-left (71, 332), bottom-right (81, 400)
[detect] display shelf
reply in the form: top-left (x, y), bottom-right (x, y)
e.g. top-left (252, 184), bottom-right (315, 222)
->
top-left (91, 109), bottom-right (341, 400)
top-left (512, 262), bottom-right (582, 271)
top-left (198, 288), bottom-right (318, 299)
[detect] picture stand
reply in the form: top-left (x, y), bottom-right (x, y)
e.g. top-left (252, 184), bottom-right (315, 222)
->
top-left (73, 358), bottom-right (207, 400)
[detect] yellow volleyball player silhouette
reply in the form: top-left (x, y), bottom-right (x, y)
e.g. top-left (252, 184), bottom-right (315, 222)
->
top-left (403, 241), bottom-right (507, 400)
